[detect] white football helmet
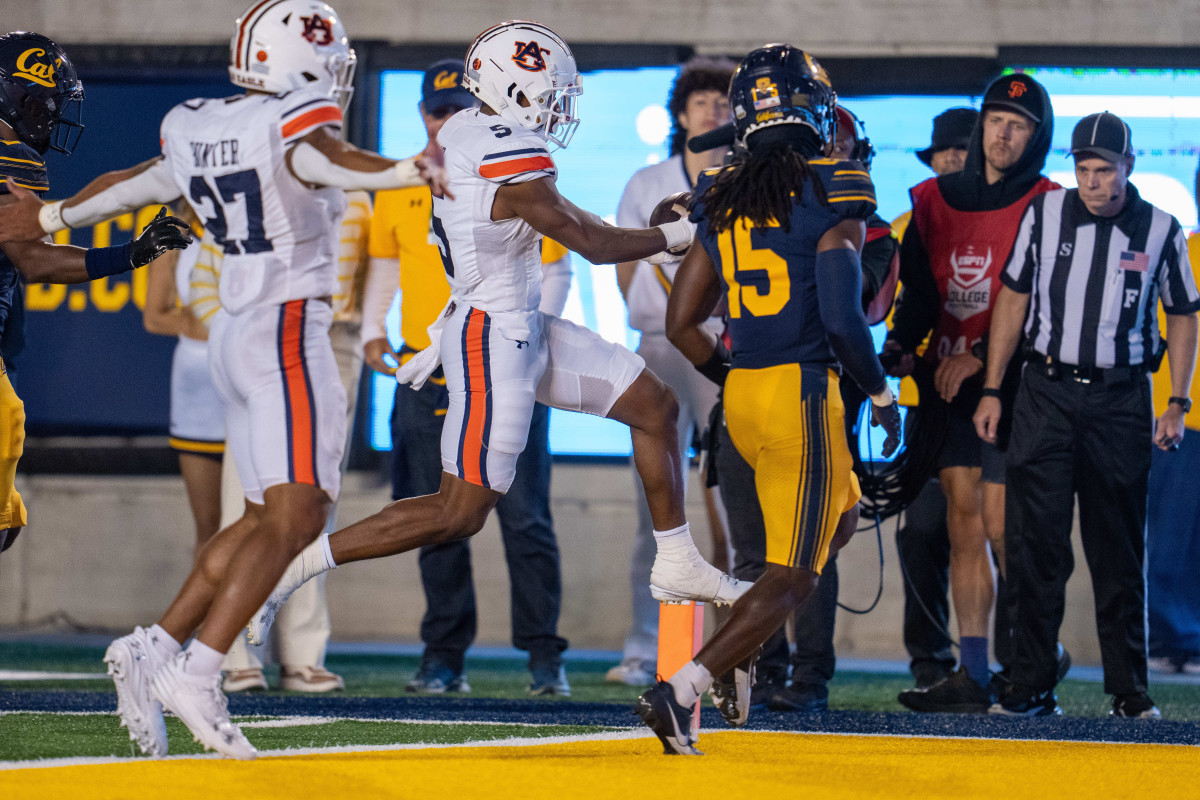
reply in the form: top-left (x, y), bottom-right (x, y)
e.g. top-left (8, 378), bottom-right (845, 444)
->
top-left (229, 0), bottom-right (357, 110)
top-left (463, 21), bottom-right (582, 149)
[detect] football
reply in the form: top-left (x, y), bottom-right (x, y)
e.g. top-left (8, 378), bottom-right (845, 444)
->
top-left (648, 191), bottom-right (694, 255)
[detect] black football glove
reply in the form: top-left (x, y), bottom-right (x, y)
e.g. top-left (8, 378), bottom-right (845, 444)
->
top-left (870, 398), bottom-right (903, 458)
top-left (695, 340), bottom-right (731, 386)
top-left (129, 207), bottom-right (193, 268)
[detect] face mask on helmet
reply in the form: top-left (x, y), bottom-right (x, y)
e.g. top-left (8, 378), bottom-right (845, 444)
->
top-left (229, 0), bottom-right (357, 109)
top-left (464, 21), bottom-right (582, 149)
top-left (0, 32), bottom-right (85, 156)
top-left (729, 44), bottom-right (837, 159)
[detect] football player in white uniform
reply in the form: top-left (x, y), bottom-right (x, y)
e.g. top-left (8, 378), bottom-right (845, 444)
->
top-left (0, 1), bottom-right (448, 760)
top-left (245, 20), bottom-right (747, 652)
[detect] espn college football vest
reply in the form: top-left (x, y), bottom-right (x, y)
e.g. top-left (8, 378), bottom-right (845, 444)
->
top-left (910, 176), bottom-right (1057, 362)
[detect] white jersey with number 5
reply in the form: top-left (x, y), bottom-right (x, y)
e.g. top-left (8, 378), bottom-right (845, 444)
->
top-left (432, 108), bottom-right (557, 313)
top-left (159, 87), bottom-right (347, 314)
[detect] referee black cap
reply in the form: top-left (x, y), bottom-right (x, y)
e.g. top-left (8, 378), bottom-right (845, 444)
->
top-left (1070, 111), bottom-right (1133, 163)
top-left (982, 73), bottom-right (1042, 123)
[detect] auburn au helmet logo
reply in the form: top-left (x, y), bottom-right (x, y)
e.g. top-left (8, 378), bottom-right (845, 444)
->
top-left (14, 48), bottom-right (58, 88)
top-left (512, 41), bottom-right (550, 72)
top-left (300, 14), bottom-right (334, 45)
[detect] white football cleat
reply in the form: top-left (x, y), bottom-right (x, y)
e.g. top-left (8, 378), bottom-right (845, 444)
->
top-left (709, 647), bottom-right (759, 727)
top-left (650, 550), bottom-right (750, 606)
top-left (104, 626), bottom-right (169, 757)
top-left (150, 653), bottom-right (257, 761)
top-left (246, 556), bottom-right (308, 646)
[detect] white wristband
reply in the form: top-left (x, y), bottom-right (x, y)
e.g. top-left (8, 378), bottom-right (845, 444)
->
top-left (39, 199), bottom-right (67, 234)
top-left (870, 386), bottom-right (895, 407)
top-left (656, 218), bottom-right (696, 251)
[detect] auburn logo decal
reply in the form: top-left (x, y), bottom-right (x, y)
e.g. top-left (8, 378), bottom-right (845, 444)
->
top-left (512, 41), bottom-right (550, 72)
top-left (300, 14), bottom-right (334, 45)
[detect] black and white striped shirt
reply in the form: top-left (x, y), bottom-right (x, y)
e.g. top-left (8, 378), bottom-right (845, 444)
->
top-left (1001, 184), bottom-right (1200, 368)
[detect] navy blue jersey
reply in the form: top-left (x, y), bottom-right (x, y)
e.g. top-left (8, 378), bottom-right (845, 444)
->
top-left (0, 140), bottom-right (49, 361)
top-left (692, 158), bottom-right (876, 369)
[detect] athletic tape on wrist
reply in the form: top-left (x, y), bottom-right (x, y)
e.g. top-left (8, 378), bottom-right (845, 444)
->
top-left (39, 200), bottom-right (67, 234)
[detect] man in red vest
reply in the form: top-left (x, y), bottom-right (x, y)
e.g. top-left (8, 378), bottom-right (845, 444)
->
top-left (884, 73), bottom-right (1059, 712)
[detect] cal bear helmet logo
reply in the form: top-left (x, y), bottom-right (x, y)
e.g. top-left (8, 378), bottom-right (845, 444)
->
top-left (434, 70), bottom-right (459, 90)
top-left (300, 14), bottom-right (334, 45)
top-left (752, 77), bottom-right (780, 111)
top-left (512, 41), bottom-right (550, 72)
top-left (14, 48), bottom-right (58, 89)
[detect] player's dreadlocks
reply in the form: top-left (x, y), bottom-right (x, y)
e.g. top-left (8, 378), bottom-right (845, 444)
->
top-left (700, 132), bottom-right (827, 235)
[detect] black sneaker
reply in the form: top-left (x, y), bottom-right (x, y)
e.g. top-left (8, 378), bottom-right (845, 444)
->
top-left (709, 649), bottom-right (757, 727)
top-left (1111, 692), bottom-right (1161, 719)
top-left (406, 661), bottom-right (470, 694)
top-left (767, 682), bottom-right (828, 713)
top-left (749, 670), bottom-right (787, 710)
top-left (989, 683), bottom-right (1062, 716)
top-left (1055, 642), bottom-right (1072, 683)
top-left (528, 663), bottom-right (570, 697)
top-left (898, 666), bottom-right (990, 713)
top-left (911, 662), bottom-right (954, 690)
top-left (635, 681), bottom-right (703, 755)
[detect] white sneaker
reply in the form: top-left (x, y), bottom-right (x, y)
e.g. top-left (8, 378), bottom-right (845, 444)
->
top-left (709, 648), bottom-right (758, 727)
top-left (104, 626), bottom-right (169, 757)
top-left (650, 550), bottom-right (750, 606)
top-left (246, 556), bottom-right (308, 646)
top-left (605, 659), bottom-right (656, 687)
top-left (151, 653), bottom-right (257, 760)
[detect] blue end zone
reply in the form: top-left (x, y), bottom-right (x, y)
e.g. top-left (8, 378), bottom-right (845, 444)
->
top-left (3, 691), bottom-right (1198, 746)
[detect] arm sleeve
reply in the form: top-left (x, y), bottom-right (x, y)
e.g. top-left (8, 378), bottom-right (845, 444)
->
top-left (1158, 221), bottom-right (1200, 314)
top-left (816, 246), bottom-right (887, 396)
top-left (999, 201), bottom-right (1039, 294)
top-left (289, 142), bottom-right (424, 190)
top-left (887, 217), bottom-right (941, 351)
top-left (360, 256), bottom-right (399, 345)
top-left (539, 250), bottom-right (572, 316)
top-left (60, 159), bottom-right (182, 228)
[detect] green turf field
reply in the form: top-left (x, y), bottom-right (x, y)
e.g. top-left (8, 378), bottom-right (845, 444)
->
top-left (3, 639), bottom-right (1200, 763)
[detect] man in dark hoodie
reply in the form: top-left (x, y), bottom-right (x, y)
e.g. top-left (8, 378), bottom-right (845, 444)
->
top-left (884, 73), bottom-right (1058, 712)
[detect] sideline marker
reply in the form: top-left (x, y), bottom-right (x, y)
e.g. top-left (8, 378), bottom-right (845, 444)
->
top-left (657, 601), bottom-right (704, 727)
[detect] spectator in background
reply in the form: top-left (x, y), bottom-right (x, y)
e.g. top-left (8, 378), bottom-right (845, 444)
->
top-left (977, 112), bottom-right (1199, 717)
top-left (886, 74), bottom-right (1059, 713)
top-left (608, 56), bottom-right (736, 688)
top-left (363, 60), bottom-right (572, 696)
top-left (1145, 161), bottom-right (1200, 675)
top-left (889, 107), bottom-right (976, 691)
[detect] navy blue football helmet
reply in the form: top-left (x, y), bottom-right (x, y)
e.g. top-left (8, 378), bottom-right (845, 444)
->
top-left (728, 44), bottom-right (836, 157)
top-left (0, 32), bottom-right (83, 155)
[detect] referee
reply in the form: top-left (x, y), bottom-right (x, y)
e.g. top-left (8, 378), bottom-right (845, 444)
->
top-left (975, 111), bottom-right (1200, 718)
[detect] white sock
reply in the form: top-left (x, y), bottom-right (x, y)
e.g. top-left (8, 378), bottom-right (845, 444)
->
top-left (181, 640), bottom-right (226, 676)
top-left (147, 624), bottom-right (181, 659)
top-left (668, 660), bottom-right (713, 707)
top-left (304, 533), bottom-right (337, 578)
top-left (653, 523), bottom-right (696, 557)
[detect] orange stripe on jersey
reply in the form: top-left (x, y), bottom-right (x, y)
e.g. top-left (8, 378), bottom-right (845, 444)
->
top-left (281, 106), bottom-right (343, 139)
top-left (280, 300), bottom-right (317, 486)
top-left (460, 308), bottom-right (491, 486)
top-left (478, 156), bottom-right (555, 180)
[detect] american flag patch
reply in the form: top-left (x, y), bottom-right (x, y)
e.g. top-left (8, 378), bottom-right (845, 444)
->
top-left (1119, 250), bottom-right (1150, 272)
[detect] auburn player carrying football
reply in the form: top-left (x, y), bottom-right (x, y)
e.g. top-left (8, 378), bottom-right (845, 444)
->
top-left (244, 19), bottom-right (747, 668)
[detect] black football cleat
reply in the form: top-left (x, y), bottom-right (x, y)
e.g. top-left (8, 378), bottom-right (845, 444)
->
top-left (989, 683), bottom-right (1062, 717)
top-left (1110, 692), bottom-right (1161, 719)
top-left (635, 681), bottom-right (703, 755)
